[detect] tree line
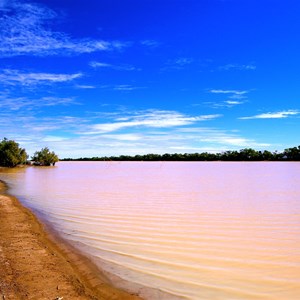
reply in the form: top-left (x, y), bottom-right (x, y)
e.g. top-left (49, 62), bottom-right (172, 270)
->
top-left (0, 138), bottom-right (59, 167)
top-left (2, 137), bottom-right (300, 167)
top-left (62, 146), bottom-right (300, 162)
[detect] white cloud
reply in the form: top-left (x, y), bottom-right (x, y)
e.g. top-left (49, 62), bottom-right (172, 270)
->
top-left (89, 61), bottom-right (137, 71)
top-left (209, 89), bottom-right (249, 95)
top-left (85, 110), bottom-right (221, 134)
top-left (90, 62), bottom-right (112, 68)
top-left (42, 136), bottom-right (69, 142)
top-left (210, 136), bottom-right (267, 147)
top-left (140, 40), bottom-right (160, 48)
top-left (113, 84), bottom-right (144, 91)
top-left (0, 69), bottom-right (82, 85)
top-left (228, 93), bottom-right (248, 100)
top-left (173, 57), bottom-right (194, 66)
top-left (2, 107), bottom-right (274, 158)
top-left (224, 100), bottom-right (243, 105)
top-left (177, 128), bottom-right (270, 148)
top-left (75, 85), bottom-right (96, 89)
top-left (162, 57), bottom-right (194, 71)
top-left (0, 95), bottom-right (76, 110)
top-left (101, 134), bottom-right (142, 141)
top-left (206, 99), bottom-right (245, 109)
top-left (206, 89), bottom-right (249, 108)
top-left (219, 64), bottom-right (256, 71)
top-left (239, 110), bottom-right (300, 120)
top-left (169, 146), bottom-right (224, 153)
top-left (0, 1), bottom-right (128, 57)
top-left (53, 127), bottom-right (265, 158)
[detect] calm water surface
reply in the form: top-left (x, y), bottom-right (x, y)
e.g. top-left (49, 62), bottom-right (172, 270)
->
top-left (1, 162), bottom-right (300, 299)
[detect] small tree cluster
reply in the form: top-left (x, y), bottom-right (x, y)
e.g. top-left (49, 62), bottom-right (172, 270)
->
top-left (32, 147), bottom-right (59, 166)
top-left (0, 138), bottom-right (28, 167)
top-left (0, 138), bottom-right (59, 168)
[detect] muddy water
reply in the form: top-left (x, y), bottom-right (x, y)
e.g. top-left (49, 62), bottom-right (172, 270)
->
top-left (1, 162), bottom-right (300, 299)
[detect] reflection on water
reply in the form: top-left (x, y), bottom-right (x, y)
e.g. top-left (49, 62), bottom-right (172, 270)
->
top-left (1, 162), bottom-right (300, 299)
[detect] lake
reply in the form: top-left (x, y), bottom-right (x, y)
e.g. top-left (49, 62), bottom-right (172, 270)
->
top-left (1, 162), bottom-right (300, 299)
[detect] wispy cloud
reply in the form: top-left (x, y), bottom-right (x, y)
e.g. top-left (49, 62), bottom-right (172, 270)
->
top-left (239, 110), bottom-right (299, 120)
top-left (97, 84), bottom-right (145, 91)
top-left (207, 89), bottom-right (249, 108)
top-left (113, 84), bottom-right (145, 91)
top-left (101, 134), bottom-right (142, 141)
top-left (219, 64), bottom-right (256, 71)
top-left (0, 95), bottom-right (77, 111)
top-left (89, 61), bottom-right (138, 71)
top-left (177, 128), bottom-right (270, 148)
top-left (2, 106), bottom-right (273, 158)
top-left (173, 57), bottom-right (194, 66)
top-left (42, 136), bottom-right (69, 142)
top-left (207, 100), bottom-right (245, 109)
top-left (140, 40), bottom-right (160, 48)
top-left (224, 100), bottom-right (243, 105)
top-left (162, 57), bottom-right (194, 71)
top-left (89, 62), bottom-right (112, 68)
top-left (85, 110), bottom-right (221, 134)
top-left (209, 89), bottom-right (249, 96)
top-left (75, 84), bottom-right (96, 89)
top-left (0, 1), bottom-right (128, 57)
top-left (0, 69), bottom-right (82, 85)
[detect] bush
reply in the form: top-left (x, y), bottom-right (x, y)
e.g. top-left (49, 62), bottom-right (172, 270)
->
top-left (0, 138), bottom-right (28, 167)
top-left (32, 147), bottom-right (59, 166)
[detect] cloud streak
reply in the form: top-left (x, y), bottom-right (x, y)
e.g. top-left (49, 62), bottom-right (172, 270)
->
top-left (161, 57), bottom-right (194, 71)
top-left (0, 1), bottom-right (128, 57)
top-left (85, 110), bottom-right (221, 134)
top-left (207, 89), bottom-right (249, 108)
top-left (0, 95), bottom-right (77, 110)
top-left (113, 84), bottom-right (145, 91)
top-left (89, 61), bottom-right (138, 71)
top-left (207, 100), bottom-right (245, 109)
top-left (209, 89), bottom-right (248, 96)
top-left (0, 69), bottom-right (82, 85)
top-left (239, 110), bottom-right (300, 120)
top-left (177, 128), bottom-right (270, 148)
top-left (140, 40), bottom-right (160, 48)
top-left (219, 64), bottom-right (256, 71)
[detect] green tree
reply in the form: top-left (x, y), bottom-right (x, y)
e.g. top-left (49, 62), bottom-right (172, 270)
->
top-left (283, 146), bottom-right (300, 161)
top-left (0, 138), bottom-right (28, 167)
top-left (32, 147), bottom-right (59, 166)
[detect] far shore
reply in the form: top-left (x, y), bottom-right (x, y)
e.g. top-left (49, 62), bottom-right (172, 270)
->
top-left (0, 180), bottom-right (142, 300)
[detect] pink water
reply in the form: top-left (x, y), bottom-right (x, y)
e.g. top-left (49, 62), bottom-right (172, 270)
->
top-left (1, 162), bottom-right (300, 299)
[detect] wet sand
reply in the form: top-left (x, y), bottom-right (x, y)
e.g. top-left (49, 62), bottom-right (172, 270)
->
top-left (0, 181), bottom-right (142, 300)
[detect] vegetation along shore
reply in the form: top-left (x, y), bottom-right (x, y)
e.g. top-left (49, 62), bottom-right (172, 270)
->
top-left (1, 138), bottom-right (300, 168)
top-left (62, 146), bottom-right (300, 161)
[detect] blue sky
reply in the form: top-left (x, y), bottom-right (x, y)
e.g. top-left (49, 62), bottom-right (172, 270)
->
top-left (0, 0), bottom-right (299, 158)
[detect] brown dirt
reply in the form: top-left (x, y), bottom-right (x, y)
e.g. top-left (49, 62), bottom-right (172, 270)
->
top-left (0, 181), bottom-right (142, 300)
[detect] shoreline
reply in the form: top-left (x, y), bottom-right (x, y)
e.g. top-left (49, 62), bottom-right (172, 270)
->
top-left (0, 180), bottom-right (142, 300)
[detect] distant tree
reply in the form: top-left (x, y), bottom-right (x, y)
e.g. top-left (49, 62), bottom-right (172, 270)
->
top-left (262, 150), bottom-right (273, 161)
top-left (32, 147), bottom-right (59, 166)
top-left (283, 146), bottom-right (300, 161)
top-left (0, 138), bottom-right (28, 167)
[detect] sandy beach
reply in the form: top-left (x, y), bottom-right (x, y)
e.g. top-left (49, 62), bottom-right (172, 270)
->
top-left (0, 181), bottom-right (142, 300)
